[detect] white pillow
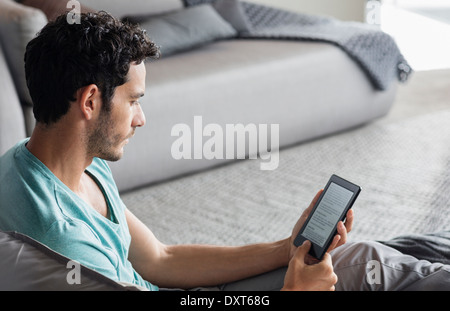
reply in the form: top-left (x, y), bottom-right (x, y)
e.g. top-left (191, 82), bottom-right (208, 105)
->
top-left (79, 0), bottom-right (184, 19)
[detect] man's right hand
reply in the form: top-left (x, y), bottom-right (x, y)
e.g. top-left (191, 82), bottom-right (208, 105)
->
top-left (281, 240), bottom-right (337, 291)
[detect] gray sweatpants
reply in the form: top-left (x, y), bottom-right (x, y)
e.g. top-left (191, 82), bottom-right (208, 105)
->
top-left (210, 241), bottom-right (450, 291)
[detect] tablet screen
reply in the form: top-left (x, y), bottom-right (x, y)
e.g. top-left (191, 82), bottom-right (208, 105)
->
top-left (302, 182), bottom-right (353, 247)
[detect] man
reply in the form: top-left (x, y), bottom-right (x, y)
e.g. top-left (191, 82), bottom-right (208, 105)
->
top-left (0, 11), bottom-right (448, 291)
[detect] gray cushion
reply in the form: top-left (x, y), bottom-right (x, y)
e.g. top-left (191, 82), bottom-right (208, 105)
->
top-left (133, 4), bottom-right (237, 56)
top-left (80, 0), bottom-right (183, 19)
top-left (0, 0), bottom-right (48, 107)
top-left (0, 42), bottom-right (26, 156)
top-left (0, 230), bottom-right (142, 290)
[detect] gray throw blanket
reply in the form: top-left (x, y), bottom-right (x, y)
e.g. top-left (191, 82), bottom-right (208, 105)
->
top-left (184, 0), bottom-right (412, 91)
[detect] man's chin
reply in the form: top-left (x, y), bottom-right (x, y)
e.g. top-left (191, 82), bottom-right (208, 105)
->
top-left (98, 148), bottom-right (124, 162)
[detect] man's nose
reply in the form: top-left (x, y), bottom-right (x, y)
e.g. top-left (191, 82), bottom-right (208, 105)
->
top-left (132, 104), bottom-right (146, 128)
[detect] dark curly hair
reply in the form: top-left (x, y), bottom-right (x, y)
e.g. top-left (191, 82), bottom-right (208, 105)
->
top-left (25, 11), bottom-right (160, 125)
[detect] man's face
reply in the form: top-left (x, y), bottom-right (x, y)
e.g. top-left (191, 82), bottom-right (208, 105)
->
top-left (87, 62), bottom-right (146, 161)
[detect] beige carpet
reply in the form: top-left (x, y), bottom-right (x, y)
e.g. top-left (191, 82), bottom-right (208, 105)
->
top-left (122, 69), bottom-right (450, 246)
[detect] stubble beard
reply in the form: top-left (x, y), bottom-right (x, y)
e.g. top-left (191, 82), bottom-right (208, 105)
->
top-left (87, 112), bottom-right (133, 162)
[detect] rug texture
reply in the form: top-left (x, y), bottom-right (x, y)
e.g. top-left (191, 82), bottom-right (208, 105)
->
top-left (122, 107), bottom-right (450, 246)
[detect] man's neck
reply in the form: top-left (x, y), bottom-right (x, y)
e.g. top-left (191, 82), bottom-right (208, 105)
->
top-left (26, 122), bottom-right (93, 193)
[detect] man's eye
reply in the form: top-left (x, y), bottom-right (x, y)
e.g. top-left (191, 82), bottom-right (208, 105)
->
top-left (131, 101), bottom-right (140, 106)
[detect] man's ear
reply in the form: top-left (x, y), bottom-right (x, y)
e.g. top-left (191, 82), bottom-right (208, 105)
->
top-left (77, 84), bottom-right (101, 121)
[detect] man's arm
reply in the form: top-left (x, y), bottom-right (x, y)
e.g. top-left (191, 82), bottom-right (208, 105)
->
top-left (125, 208), bottom-right (290, 289)
top-left (125, 190), bottom-right (353, 290)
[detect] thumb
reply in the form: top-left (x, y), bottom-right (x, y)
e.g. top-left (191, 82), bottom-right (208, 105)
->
top-left (294, 240), bottom-right (311, 262)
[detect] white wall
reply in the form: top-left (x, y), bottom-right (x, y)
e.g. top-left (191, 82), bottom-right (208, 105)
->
top-left (247, 0), bottom-right (367, 22)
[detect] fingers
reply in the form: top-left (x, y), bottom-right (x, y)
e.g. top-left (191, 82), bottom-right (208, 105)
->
top-left (295, 240), bottom-right (311, 263)
top-left (284, 243), bottom-right (338, 291)
top-left (337, 209), bottom-right (354, 239)
top-left (344, 209), bottom-right (354, 233)
top-left (330, 209), bottom-right (355, 251)
top-left (307, 252), bottom-right (338, 291)
top-left (294, 240), bottom-right (321, 266)
top-left (321, 252), bottom-right (333, 267)
top-left (327, 233), bottom-right (342, 251)
top-left (336, 221), bottom-right (347, 244)
top-left (320, 253), bottom-right (338, 289)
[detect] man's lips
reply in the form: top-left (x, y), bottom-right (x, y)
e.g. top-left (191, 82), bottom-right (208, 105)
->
top-left (124, 129), bottom-right (136, 143)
